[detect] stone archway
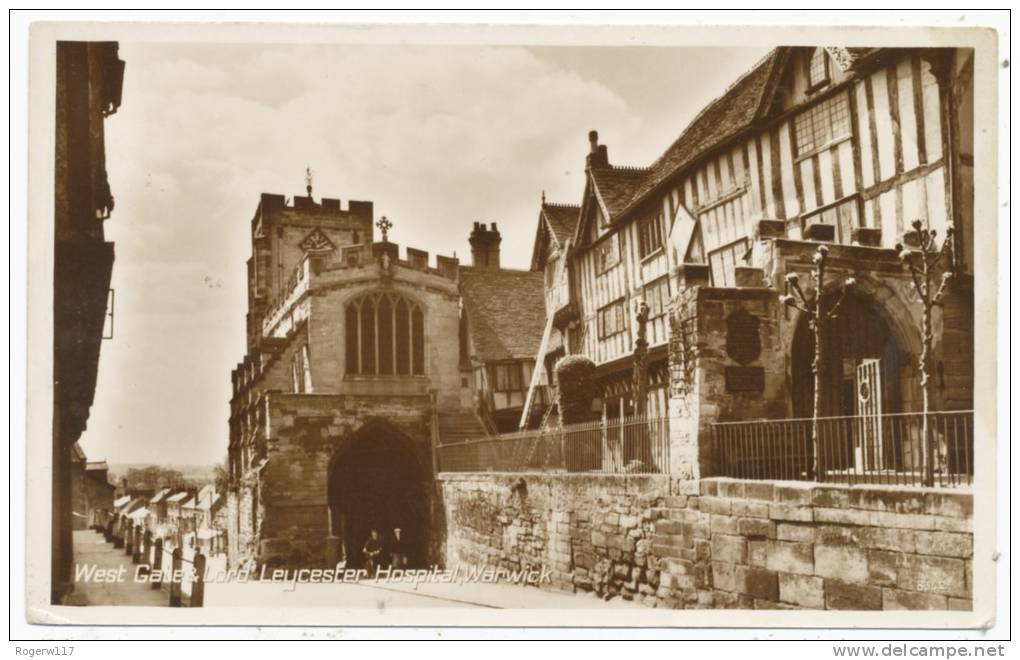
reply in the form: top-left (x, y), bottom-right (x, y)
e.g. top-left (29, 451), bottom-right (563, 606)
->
top-left (327, 420), bottom-right (427, 570)
top-left (790, 289), bottom-right (920, 472)
top-left (791, 290), bottom-right (913, 419)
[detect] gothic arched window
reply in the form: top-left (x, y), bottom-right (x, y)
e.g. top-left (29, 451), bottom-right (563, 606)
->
top-left (345, 292), bottom-right (426, 376)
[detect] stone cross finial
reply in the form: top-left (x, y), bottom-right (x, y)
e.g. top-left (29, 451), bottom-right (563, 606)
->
top-left (377, 216), bottom-right (393, 242)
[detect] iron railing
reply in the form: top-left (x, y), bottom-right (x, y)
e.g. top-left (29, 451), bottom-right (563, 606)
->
top-left (437, 415), bottom-right (670, 474)
top-left (713, 410), bottom-right (973, 487)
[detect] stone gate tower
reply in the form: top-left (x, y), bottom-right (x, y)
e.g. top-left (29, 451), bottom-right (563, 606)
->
top-left (227, 189), bottom-right (467, 570)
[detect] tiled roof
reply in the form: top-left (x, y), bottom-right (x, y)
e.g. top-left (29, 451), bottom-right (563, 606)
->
top-left (541, 202), bottom-right (581, 246)
top-left (589, 166), bottom-right (653, 220)
top-left (581, 49), bottom-right (784, 226)
top-left (459, 267), bottom-right (546, 361)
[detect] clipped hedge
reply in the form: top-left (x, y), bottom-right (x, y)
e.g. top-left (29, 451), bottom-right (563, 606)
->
top-left (554, 354), bottom-right (599, 425)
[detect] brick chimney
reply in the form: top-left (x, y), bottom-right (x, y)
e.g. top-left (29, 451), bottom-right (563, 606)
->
top-left (469, 222), bottom-right (502, 269)
top-left (586, 130), bottom-right (609, 169)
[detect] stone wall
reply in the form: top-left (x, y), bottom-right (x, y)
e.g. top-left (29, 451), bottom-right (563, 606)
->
top-left (439, 474), bottom-right (973, 610)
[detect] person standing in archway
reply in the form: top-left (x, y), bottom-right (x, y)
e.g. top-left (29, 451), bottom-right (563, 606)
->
top-left (362, 528), bottom-right (383, 575)
top-left (389, 527), bottom-right (408, 569)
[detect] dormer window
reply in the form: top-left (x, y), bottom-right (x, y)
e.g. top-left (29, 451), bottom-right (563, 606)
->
top-left (807, 48), bottom-right (830, 91)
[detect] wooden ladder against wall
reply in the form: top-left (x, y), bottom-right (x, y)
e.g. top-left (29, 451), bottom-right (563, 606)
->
top-left (519, 238), bottom-right (571, 431)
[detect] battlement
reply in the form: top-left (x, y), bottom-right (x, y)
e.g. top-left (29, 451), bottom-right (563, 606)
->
top-left (329, 241), bottom-right (460, 279)
top-left (255, 192), bottom-right (374, 223)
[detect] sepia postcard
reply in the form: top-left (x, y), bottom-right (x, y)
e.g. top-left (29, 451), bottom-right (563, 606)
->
top-left (21, 17), bottom-right (1003, 632)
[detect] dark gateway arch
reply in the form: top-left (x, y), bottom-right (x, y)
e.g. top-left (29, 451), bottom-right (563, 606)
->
top-left (327, 420), bottom-right (429, 569)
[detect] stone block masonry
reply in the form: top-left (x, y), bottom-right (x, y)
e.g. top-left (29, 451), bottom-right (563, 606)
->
top-left (438, 475), bottom-right (972, 610)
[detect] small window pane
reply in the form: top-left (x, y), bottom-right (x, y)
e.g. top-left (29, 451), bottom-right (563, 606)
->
top-left (378, 296), bottom-right (394, 375)
top-left (360, 297), bottom-right (376, 374)
top-left (395, 298), bottom-right (410, 375)
top-left (345, 305), bottom-right (360, 374)
top-left (412, 306), bottom-right (425, 375)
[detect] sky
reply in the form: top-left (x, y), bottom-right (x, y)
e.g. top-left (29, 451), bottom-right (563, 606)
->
top-left (82, 42), bottom-right (771, 466)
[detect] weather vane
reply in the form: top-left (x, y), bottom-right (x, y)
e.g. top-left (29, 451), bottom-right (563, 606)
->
top-left (305, 165), bottom-right (313, 197)
top-left (377, 216), bottom-right (393, 242)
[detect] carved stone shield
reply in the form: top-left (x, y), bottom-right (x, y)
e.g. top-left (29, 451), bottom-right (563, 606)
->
top-left (726, 310), bottom-right (761, 366)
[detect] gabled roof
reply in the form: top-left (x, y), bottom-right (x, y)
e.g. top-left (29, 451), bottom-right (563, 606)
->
top-left (531, 200), bottom-right (580, 270)
top-left (167, 491), bottom-right (190, 503)
top-left (85, 461), bottom-right (108, 472)
top-left (127, 506), bottom-right (149, 521)
top-left (541, 202), bottom-right (580, 247)
top-left (113, 495), bottom-right (131, 508)
top-left (149, 487), bottom-right (171, 504)
top-left (71, 442), bottom-right (87, 463)
top-left (196, 487), bottom-right (222, 512)
top-left (459, 267), bottom-right (546, 361)
top-left (589, 166), bottom-right (653, 221)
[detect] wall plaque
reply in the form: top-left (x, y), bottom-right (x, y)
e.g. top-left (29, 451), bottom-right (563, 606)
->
top-left (726, 309), bottom-right (761, 365)
top-left (725, 366), bottom-right (765, 392)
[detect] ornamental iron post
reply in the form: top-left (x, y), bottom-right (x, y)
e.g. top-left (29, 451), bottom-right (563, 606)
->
top-left (896, 219), bottom-right (955, 487)
top-left (779, 245), bottom-right (855, 481)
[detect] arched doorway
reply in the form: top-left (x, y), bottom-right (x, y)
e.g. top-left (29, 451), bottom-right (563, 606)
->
top-left (327, 421), bottom-right (427, 570)
top-left (791, 291), bottom-right (912, 472)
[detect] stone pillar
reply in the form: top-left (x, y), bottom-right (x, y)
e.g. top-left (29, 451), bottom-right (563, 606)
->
top-left (191, 553), bottom-right (206, 608)
top-left (325, 535), bottom-right (343, 567)
top-left (667, 287), bottom-right (711, 480)
top-left (151, 538), bottom-right (164, 590)
top-left (169, 548), bottom-right (183, 607)
top-left (667, 284), bottom-right (785, 481)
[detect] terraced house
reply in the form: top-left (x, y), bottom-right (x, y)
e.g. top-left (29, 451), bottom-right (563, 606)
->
top-left (526, 46), bottom-right (974, 481)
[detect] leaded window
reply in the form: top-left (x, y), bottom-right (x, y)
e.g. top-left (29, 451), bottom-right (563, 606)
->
top-left (643, 277), bottom-right (670, 319)
top-left (595, 235), bottom-right (620, 273)
top-left (345, 292), bottom-right (425, 376)
top-left (598, 299), bottom-right (627, 339)
top-left (292, 344), bottom-right (312, 393)
top-left (637, 213), bottom-right (664, 258)
top-left (807, 48), bottom-right (830, 89)
top-left (794, 92), bottom-right (850, 156)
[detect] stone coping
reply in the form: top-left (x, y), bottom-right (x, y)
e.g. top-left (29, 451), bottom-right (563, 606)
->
top-left (437, 473), bottom-right (972, 514)
top-left (702, 476), bottom-right (973, 498)
top-left (437, 472), bottom-right (671, 484)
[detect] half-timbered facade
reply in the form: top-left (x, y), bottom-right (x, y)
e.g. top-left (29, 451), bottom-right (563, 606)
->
top-left (530, 47), bottom-right (974, 473)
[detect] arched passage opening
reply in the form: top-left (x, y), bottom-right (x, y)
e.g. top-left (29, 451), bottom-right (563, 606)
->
top-left (791, 291), bottom-right (917, 472)
top-left (792, 291), bottom-right (911, 417)
top-left (327, 421), bottom-right (427, 570)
